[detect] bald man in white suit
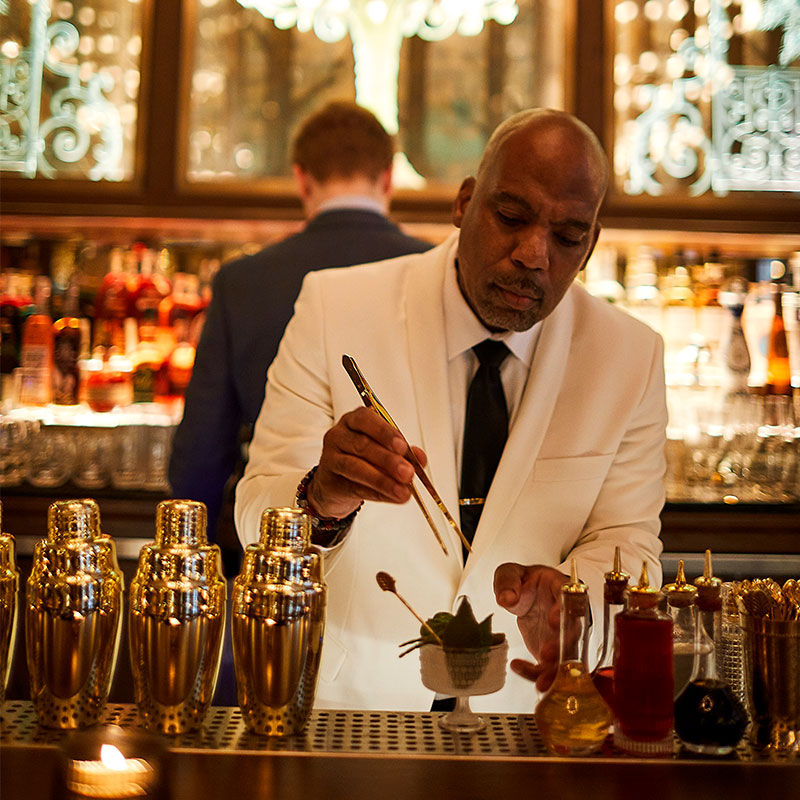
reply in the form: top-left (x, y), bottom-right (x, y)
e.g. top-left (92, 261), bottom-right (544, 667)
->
top-left (235, 109), bottom-right (667, 712)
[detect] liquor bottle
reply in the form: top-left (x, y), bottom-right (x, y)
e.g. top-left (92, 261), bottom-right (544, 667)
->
top-left (26, 499), bottom-right (123, 728)
top-left (782, 287), bottom-right (800, 392)
top-left (743, 259), bottom-right (779, 388)
top-left (164, 317), bottom-right (196, 399)
top-left (129, 320), bottom-right (166, 404)
top-left (233, 507), bottom-right (326, 736)
top-left (19, 276), bottom-right (54, 406)
top-left (663, 560), bottom-right (699, 699)
top-left (674, 551), bottom-right (748, 755)
top-left (94, 248), bottom-right (130, 351)
top-left (129, 500), bottom-right (226, 734)
top-left (718, 276), bottom-right (752, 399)
top-left (591, 546), bottom-right (629, 712)
top-left (694, 254), bottom-right (728, 373)
top-left (582, 246), bottom-right (625, 304)
top-left (85, 346), bottom-right (133, 412)
top-left (52, 280), bottom-right (82, 405)
top-left (535, 560), bottom-right (613, 755)
top-left (158, 272), bottom-right (202, 330)
top-left (764, 284), bottom-right (792, 396)
top-left (0, 272), bottom-right (30, 380)
top-left (661, 252), bottom-right (697, 382)
top-left (128, 246), bottom-right (170, 338)
top-left (0, 504), bottom-right (19, 705)
top-left (613, 562), bottom-right (674, 757)
top-left (624, 246), bottom-right (663, 334)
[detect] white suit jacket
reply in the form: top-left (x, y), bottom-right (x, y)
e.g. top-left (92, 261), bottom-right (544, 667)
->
top-left (235, 232), bottom-right (667, 713)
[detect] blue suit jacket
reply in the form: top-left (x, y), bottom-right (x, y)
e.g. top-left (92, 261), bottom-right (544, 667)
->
top-left (168, 208), bottom-right (431, 544)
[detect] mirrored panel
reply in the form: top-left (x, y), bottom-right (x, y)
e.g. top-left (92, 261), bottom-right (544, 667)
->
top-left (612, 0), bottom-right (800, 199)
top-left (184, 0), bottom-right (568, 189)
top-left (0, 0), bottom-right (144, 181)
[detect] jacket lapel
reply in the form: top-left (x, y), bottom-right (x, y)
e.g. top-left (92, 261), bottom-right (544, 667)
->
top-left (404, 234), bottom-right (464, 561)
top-left (460, 285), bottom-right (577, 579)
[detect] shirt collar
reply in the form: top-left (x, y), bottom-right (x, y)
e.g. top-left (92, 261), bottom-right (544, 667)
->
top-left (443, 252), bottom-right (540, 368)
top-left (313, 195), bottom-right (386, 216)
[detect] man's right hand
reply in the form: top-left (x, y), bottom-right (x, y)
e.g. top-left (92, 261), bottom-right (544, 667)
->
top-left (307, 407), bottom-right (426, 520)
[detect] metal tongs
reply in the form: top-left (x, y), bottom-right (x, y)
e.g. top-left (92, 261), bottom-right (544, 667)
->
top-left (342, 354), bottom-right (471, 556)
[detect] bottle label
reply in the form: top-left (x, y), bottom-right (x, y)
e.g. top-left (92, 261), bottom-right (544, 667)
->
top-left (53, 331), bottom-right (80, 404)
top-left (132, 365), bottom-right (156, 403)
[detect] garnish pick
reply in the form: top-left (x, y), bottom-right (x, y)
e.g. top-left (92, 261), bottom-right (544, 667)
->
top-left (376, 571), bottom-right (443, 645)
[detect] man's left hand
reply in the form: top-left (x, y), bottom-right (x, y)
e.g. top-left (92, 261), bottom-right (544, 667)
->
top-left (493, 563), bottom-right (570, 692)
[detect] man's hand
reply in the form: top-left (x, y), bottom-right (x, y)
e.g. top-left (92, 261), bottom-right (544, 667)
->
top-left (493, 563), bottom-right (570, 692)
top-left (307, 407), bottom-right (427, 519)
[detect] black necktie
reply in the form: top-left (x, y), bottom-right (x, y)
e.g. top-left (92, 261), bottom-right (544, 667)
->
top-left (459, 340), bottom-right (510, 547)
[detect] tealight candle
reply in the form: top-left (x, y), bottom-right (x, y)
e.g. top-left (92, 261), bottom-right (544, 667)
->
top-left (67, 743), bottom-right (155, 799)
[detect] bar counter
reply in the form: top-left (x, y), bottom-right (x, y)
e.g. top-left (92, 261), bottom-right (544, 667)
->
top-left (1, 701), bottom-right (798, 800)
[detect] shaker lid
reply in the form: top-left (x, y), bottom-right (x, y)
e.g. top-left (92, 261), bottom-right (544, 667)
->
top-left (48, 499), bottom-right (102, 541)
top-left (155, 499), bottom-right (208, 547)
top-left (259, 507), bottom-right (312, 549)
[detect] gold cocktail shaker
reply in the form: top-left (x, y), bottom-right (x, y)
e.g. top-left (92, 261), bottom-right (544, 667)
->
top-left (26, 499), bottom-right (123, 728)
top-left (232, 507), bottom-right (326, 735)
top-left (0, 503), bottom-right (20, 704)
top-left (129, 499), bottom-right (226, 734)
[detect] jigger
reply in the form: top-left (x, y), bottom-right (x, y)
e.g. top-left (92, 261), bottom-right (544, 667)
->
top-left (129, 499), bottom-right (226, 734)
top-left (26, 499), bottom-right (123, 728)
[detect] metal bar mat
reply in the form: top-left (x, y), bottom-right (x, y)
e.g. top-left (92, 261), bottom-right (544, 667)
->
top-left (1, 702), bottom-right (547, 757)
top-left (1, 702), bottom-right (789, 762)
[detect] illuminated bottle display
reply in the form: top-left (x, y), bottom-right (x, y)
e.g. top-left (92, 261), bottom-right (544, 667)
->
top-left (674, 551), bottom-right (748, 755)
top-left (535, 560), bottom-right (613, 755)
top-left (591, 546), bottom-right (629, 713)
top-left (613, 562), bottom-right (674, 757)
top-left (664, 560), bottom-right (699, 699)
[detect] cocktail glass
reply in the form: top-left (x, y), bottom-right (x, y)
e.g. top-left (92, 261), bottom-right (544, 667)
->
top-left (419, 639), bottom-right (508, 733)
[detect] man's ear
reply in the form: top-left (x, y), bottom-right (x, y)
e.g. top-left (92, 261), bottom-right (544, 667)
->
top-left (292, 164), bottom-right (312, 201)
top-left (582, 222), bottom-right (602, 267)
top-left (452, 177), bottom-right (476, 228)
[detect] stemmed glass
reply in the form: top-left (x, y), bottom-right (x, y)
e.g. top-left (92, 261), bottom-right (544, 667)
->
top-left (419, 639), bottom-right (508, 733)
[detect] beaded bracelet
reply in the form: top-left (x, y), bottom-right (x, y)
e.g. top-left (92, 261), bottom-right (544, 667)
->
top-left (296, 466), bottom-right (362, 538)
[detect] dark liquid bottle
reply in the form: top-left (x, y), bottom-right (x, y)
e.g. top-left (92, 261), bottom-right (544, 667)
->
top-left (613, 562), bottom-right (674, 757)
top-left (591, 546), bottom-right (629, 714)
top-left (674, 551), bottom-right (748, 755)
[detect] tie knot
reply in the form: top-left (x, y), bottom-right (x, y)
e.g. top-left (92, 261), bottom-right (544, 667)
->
top-left (473, 339), bottom-right (510, 370)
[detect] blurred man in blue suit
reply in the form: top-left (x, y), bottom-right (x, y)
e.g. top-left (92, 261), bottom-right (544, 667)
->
top-left (169, 101), bottom-right (431, 571)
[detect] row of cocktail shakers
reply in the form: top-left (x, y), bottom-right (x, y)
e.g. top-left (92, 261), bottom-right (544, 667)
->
top-left (0, 499), bottom-right (326, 736)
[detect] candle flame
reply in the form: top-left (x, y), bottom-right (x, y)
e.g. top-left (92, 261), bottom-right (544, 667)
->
top-left (100, 744), bottom-right (128, 771)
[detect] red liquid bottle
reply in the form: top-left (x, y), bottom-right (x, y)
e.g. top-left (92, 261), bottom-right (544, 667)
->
top-left (591, 546), bottom-right (629, 714)
top-left (613, 561), bottom-right (674, 757)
